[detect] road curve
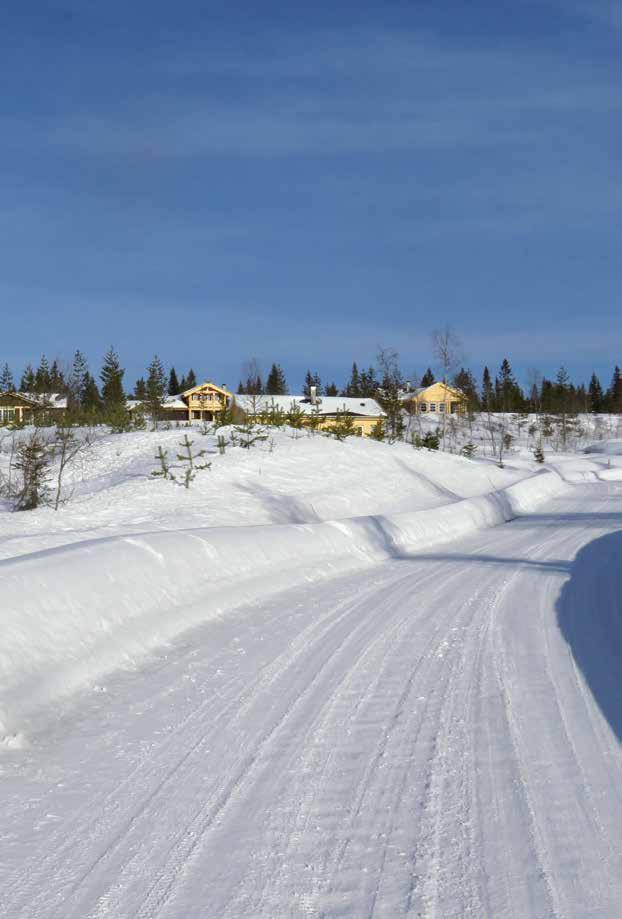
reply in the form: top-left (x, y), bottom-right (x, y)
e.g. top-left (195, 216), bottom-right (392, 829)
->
top-left (2, 480), bottom-right (622, 919)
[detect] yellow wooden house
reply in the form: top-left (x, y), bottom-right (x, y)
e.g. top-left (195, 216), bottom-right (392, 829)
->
top-left (234, 392), bottom-right (386, 436)
top-left (127, 381), bottom-right (232, 422)
top-left (402, 381), bottom-right (466, 415)
top-left (0, 391), bottom-right (67, 426)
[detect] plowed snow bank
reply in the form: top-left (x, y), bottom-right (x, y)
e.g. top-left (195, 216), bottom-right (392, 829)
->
top-left (0, 468), bottom-right (567, 740)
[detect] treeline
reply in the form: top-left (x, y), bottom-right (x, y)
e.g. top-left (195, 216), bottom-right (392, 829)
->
top-left (238, 357), bottom-right (622, 415)
top-left (0, 349), bottom-right (199, 421)
top-left (2, 350), bottom-right (622, 418)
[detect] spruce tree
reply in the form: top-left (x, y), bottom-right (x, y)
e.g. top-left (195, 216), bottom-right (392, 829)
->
top-left (344, 363), bottom-right (361, 397)
top-left (0, 362), bottom-right (14, 392)
top-left (453, 368), bottom-right (479, 410)
top-left (587, 373), bottom-right (605, 415)
top-left (481, 367), bottom-right (494, 412)
top-left (82, 372), bottom-right (102, 413)
top-left (359, 366), bottom-right (378, 397)
top-left (184, 368), bottom-right (197, 390)
top-left (34, 355), bottom-right (51, 395)
top-left (303, 370), bottom-right (322, 397)
top-left (497, 359), bottom-right (524, 413)
top-left (68, 350), bottom-right (89, 409)
top-left (145, 355), bottom-right (167, 428)
top-left (420, 368), bottom-right (435, 387)
top-left (49, 359), bottom-right (65, 392)
top-left (265, 363), bottom-right (288, 395)
top-left (168, 367), bottom-right (180, 396)
top-left (100, 346), bottom-right (126, 411)
top-left (20, 364), bottom-right (36, 392)
top-left (607, 366), bottom-right (622, 413)
top-left (134, 377), bottom-right (148, 400)
top-left (325, 382), bottom-right (338, 396)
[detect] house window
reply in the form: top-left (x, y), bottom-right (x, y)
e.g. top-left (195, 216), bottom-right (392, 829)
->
top-left (439, 403), bottom-right (445, 413)
top-left (357, 427), bottom-right (363, 436)
top-left (429, 402), bottom-right (437, 412)
top-left (192, 410), bottom-right (201, 419)
top-left (451, 402), bottom-right (458, 414)
top-left (419, 403), bottom-right (427, 412)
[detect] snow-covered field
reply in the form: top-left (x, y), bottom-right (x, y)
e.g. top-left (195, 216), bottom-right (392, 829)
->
top-left (1, 423), bottom-right (622, 917)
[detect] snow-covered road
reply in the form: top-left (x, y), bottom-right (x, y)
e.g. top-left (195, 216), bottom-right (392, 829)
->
top-left (2, 480), bottom-right (622, 918)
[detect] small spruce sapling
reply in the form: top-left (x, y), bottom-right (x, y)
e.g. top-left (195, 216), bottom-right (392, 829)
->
top-left (330, 409), bottom-right (356, 441)
top-left (369, 420), bottom-right (385, 441)
top-left (533, 444), bottom-right (545, 464)
top-left (233, 419), bottom-right (268, 449)
top-left (152, 446), bottom-right (175, 480)
top-left (176, 434), bottom-right (212, 488)
top-left (461, 442), bottom-right (477, 458)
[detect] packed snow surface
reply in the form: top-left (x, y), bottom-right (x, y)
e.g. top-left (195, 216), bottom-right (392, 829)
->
top-left (1, 426), bottom-right (622, 917)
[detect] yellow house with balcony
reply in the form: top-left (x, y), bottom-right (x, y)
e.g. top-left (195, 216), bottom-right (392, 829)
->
top-left (127, 381), bottom-right (232, 422)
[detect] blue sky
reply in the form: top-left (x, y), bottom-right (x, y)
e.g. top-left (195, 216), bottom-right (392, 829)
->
top-left (1, 0), bottom-right (621, 392)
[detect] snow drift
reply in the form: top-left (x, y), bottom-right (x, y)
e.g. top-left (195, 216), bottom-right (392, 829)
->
top-left (0, 467), bottom-right (567, 741)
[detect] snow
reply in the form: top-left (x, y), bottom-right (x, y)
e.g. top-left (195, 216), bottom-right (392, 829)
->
top-left (234, 394), bottom-right (386, 416)
top-left (0, 426), bottom-right (576, 740)
top-left (2, 423), bottom-right (622, 916)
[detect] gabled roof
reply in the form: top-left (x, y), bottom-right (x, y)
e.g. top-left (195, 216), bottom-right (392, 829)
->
top-left (400, 382), bottom-right (464, 401)
top-left (1, 391), bottom-right (68, 408)
top-left (0, 391), bottom-right (41, 407)
top-left (182, 381), bottom-right (231, 398)
top-left (235, 395), bottom-right (386, 418)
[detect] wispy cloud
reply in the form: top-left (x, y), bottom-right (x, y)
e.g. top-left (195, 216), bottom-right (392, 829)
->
top-left (3, 26), bottom-right (621, 160)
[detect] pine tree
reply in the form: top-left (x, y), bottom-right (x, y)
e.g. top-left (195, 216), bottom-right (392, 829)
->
top-left (20, 363), bottom-right (36, 392)
top-left (168, 367), bottom-right (180, 396)
top-left (481, 367), bottom-right (494, 412)
top-left (359, 366), bottom-right (378, 397)
top-left (134, 377), bottom-right (147, 400)
top-left (100, 346), bottom-right (125, 411)
top-left (453, 368), bottom-right (479, 410)
top-left (325, 382), bottom-right (338, 396)
top-left (34, 355), bottom-right (51, 395)
top-left (0, 362), bottom-right (14, 392)
top-left (330, 409), bottom-right (356, 440)
top-left (185, 368), bottom-right (197, 390)
top-left (607, 366), bottom-right (622, 413)
top-left (49, 359), bottom-right (65, 392)
top-left (420, 368), bottom-right (435, 387)
top-left (82, 372), bottom-right (102, 413)
top-left (265, 363), bottom-right (288, 395)
top-left (498, 358), bottom-right (523, 413)
top-left (344, 363), bottom-right (361, 397)
top-left (145, 355), bottom-right (167, 428)
top-left (68, 350), bottom-right (89, 410)
top-left (303, 370), bottom-right (322, 397)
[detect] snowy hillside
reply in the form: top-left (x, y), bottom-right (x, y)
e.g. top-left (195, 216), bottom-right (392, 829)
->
top-left (2, 424), bottom-right (621, 743)
top-left (3, 422), bottom-right (622, 918)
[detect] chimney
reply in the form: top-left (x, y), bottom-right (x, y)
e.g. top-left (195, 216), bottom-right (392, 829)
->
top-left (405, 380), bottom-right (412, 392)
top-left (310, 385), bottom-right (317, 405)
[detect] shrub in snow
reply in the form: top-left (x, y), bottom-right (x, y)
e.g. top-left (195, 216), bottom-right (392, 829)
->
top-left (233, 420), bottom-right (269, 450)
top-left (13, 431), bottom-right (52, 510)
top-left (176, 434), bottom-right (212, 488)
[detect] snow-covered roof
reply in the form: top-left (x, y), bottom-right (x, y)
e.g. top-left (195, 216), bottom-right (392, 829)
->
top-left (20, 391), bottom-right (68, 409)
top-left (127, 395), bottom-right (187, 410)
top-left (235, 395), bottom-right (385, 418)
